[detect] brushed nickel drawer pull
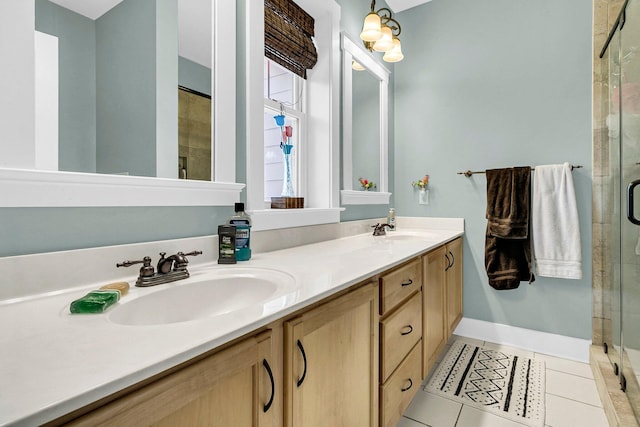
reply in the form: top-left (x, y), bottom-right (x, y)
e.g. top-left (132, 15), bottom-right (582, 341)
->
top-left (400, 325), bottom-right (414, 336)
top-left (401, 279), bottom-right (413, 287)
top-left (401, 378), bottom-right (413, 392)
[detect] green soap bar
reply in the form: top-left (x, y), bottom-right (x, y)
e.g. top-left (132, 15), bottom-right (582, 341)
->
top-left (70, 290), bottom-right (120, 314)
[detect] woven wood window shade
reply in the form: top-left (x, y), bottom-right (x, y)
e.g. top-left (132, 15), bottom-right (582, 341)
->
top-left (265, 0), bottom-right (317, 79)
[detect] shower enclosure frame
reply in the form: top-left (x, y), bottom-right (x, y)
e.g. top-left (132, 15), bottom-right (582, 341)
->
top-left (599, 0), bottom-right (640, 422)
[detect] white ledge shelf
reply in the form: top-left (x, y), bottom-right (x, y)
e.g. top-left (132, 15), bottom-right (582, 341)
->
top-left (248, 208), bottom-right (344, 231)
top-left (0, 168), bottom-right (245, 207)
top-left (340, 190), bottom-right (391, 205)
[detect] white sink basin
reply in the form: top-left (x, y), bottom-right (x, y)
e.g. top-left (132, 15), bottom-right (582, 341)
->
top-left (108, 267), bottom-right (296, 326)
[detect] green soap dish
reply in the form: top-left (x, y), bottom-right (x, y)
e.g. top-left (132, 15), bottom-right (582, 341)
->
top-left (70, 290), bottom-right (120, 314)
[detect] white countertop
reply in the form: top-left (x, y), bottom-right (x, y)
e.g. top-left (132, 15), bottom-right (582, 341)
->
top-left (0, 225), bottom-right (462, 426)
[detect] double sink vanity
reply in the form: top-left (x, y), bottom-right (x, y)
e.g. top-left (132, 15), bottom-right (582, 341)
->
top-left (0, 218), bottom-right (463, 426)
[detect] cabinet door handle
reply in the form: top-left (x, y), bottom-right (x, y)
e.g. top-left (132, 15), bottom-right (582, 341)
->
top-left (449, 250), bottom-right (455, 268)
top-left (262, 359), bottom-right (275, 413)
top-left (444, 253), bottom-right (451, 271)
top-left (401, 279), bottom-right (413, 287)
top-left (400, 325), bottom-right (414, 336)
top-left (401, 378), bottom-right (413, 392)
top-left (296, 339), bottom-right (307, 388)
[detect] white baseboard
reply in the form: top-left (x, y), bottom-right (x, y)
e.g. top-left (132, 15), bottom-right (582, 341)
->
top-left (454, 317), bottom-right (591, 363)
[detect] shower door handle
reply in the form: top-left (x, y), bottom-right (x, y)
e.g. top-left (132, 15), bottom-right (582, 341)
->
top-left (627, 180), bottom-right (640, 225)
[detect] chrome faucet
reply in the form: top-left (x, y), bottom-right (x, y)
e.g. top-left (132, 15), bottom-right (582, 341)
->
top-left (118, 250), bottom-right (202, 287)
top-left (372, 223), bottom-right (392, 236)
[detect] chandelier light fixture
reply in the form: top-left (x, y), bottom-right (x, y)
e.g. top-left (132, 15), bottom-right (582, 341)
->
top-left (359, 0), bottom-right (404, 63)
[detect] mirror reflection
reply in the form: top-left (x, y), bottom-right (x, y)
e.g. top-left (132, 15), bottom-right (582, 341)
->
top-left (340, 32), bottom-right (390, 204)
top-left (33, 0), bottom-right (213, 180)
top-left (352, 64), bottom-right (380, 190)
top-left (178, 86), bottom-right (211, 180)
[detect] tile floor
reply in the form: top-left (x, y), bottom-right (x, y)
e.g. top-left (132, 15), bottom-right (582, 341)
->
top-left (398, 336), bottom-right (609, 427)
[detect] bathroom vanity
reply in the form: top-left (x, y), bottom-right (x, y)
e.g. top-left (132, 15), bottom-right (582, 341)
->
top-left (0, 220), bottom-right (463, 427)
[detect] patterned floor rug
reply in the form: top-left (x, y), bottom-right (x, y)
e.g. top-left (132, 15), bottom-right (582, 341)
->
top-left (425, 341), bottom-right (545, 427)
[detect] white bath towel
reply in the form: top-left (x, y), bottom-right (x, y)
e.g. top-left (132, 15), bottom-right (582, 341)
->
top-left (532, 163), bottom-right (582, 279)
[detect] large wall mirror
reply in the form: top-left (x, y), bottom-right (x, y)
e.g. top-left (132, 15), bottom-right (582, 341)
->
top-left (0, 0), bottom-right (241, 207)
top-left (340, 32), bottom-right (391, 205)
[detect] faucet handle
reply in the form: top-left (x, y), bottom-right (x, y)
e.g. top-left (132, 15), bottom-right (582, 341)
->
top-left (157, 250), bottom-right (203, 274)
top-left (117, 256), bottom-right (155, 278)
top-left (172, 250), bottom-right (203, 270)
top-left (182, 250), bottom-right (203, 257)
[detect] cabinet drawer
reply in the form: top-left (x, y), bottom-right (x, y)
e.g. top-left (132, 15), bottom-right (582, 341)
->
top-left (380, 292), bottom-right (422, 382)
top-left (380, 342), bottom-right (422, 427)
top-left (380, 258), bottom-right (422, 314)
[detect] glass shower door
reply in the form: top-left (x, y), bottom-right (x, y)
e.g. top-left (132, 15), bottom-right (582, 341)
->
top-left (620, 0), bottom-right (640, 417)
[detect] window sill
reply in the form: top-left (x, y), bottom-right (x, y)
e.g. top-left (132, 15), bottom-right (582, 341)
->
top-left (340, 190), bottom-right (392, 205)
top-left (0, 168), bottom-right (245, 207)
top-left (248, 208), bottom-right (344, 231)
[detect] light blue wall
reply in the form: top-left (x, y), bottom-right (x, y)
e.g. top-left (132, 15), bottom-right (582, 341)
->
top-left (179, 57), bottom-right (212, 96)
top-left (0, 207), bottom-right (231, 257)
top-left (35, 0), bottom-right (97, 173)
top-left (394, 0), bottom-right (593, 339)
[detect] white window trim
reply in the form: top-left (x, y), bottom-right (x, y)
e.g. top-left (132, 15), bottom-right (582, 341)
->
top-left (246, 0), bottom-right (342, 231)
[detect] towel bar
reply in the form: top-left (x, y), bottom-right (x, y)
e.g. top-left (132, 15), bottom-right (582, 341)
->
top-left (457, 165), bottom-right (582, 178)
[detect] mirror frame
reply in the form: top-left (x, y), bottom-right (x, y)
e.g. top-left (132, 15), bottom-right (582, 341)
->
top-left (340, 32), bottom-right (391, 205)
top-left (0, 0), bottom-right (243, 207)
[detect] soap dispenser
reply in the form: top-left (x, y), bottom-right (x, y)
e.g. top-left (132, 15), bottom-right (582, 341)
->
top-left (387, 208), bottom-right (396, 231)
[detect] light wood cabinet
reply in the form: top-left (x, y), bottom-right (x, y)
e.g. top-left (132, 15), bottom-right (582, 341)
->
top-left (66, 330), bottom-right (279, 427)
top-left (422, 245), bottom-right (448, 376)
top-left (378, 260), bottom-right (423, 427)
top-left (445, 238), bottom-right (463, 336)
top-left (284, 283), bottom-right (379, 427)
top-left (56, 237), bottom-right (462, 427)
top-left (422, 237), bottom-right (464, 376)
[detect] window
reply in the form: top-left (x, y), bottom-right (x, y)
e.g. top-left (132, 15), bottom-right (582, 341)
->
top-left (245, 0), bottom-right (341, 230)
top-left (263, 59), bottom-right (305, 203)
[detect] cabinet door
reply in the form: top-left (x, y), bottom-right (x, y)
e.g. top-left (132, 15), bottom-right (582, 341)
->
top-left (423, 246), bottom-right (447, 376)
top-left (68, 331), bottom-right (278, 427)
top-left (284, 284), bottom-right (379, 427)
top-left (445, 238), bottom-right (463, 336)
